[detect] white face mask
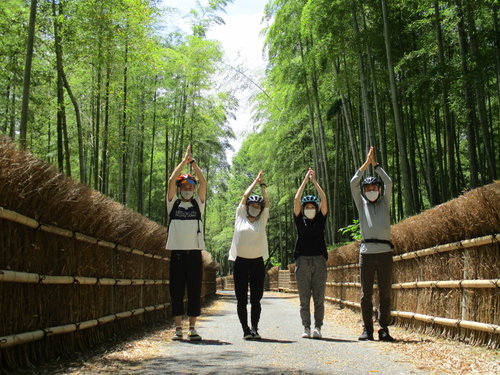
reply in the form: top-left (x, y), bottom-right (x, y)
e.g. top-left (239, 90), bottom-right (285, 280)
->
top-left (248, 206), bottom-right (261, 218)
top-left (180, 190), bottom-right (194, 200)
top-left (365, 191), bottom-right (379, 202)
top-left (304, 209), bottom-right (316, 220)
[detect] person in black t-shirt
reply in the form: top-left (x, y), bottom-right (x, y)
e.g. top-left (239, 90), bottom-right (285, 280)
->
top-left (293, 168), bottom-right (328, 339)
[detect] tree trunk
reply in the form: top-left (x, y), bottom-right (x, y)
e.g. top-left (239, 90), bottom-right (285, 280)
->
top-left (434, 0), bottom-right (459, 195)
top-left (19, 0), bottom-right (37, 149)
top-left (101, 63), bottom-right (111, 194)
top-left (52, 0), bottom-right (67, 173)
top-left (120, 36), bottom-right (129, 204)
top-left (456, 0), bottom-right (480, 188)
top-left (380, 0), bottom-right (414, 216)
top-left (351, 0), bottom-right (376, 152)
top-left (148, 79), bottom-right (158, 217)
top-left (464, 1), bottom-right (497, 180)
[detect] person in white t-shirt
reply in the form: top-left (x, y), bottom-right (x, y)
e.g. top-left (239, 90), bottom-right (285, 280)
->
top-left (229, 171), bottom-right (270, 340)
top-left (166, 145), bottom-right (206, 341)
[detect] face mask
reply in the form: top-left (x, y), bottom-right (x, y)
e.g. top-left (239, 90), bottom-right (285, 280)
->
top-left (180, 190), bottom-right (194, 200)
top-left (248, 206), bottom-right (261, 218)
top-left (304, 209), bottom-right (316, 220)
top-left (365, 191), bottom-right (379, 202)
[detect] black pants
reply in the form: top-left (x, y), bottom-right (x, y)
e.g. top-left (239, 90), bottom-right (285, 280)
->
top-left (233, 256), bottom-right (265, 329)
top-left (169, 250), bottom-right (202, 317)
top-left (360, 252), bottom-right (393, 332)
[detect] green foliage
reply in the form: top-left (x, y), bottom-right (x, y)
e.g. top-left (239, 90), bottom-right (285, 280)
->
top-left (338, 219), bottom-right (361, 241)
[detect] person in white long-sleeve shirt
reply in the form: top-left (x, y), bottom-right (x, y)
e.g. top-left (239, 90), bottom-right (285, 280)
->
top-left (350, 146), bottom-right (395, 342)
top-left (229, 171), bottom-right (270, 340)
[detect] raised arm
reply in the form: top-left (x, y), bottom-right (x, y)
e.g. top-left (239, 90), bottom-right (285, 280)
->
top-left (311, 170), bottom-right (327, 215)
top-left (167, 145), bottom-right (190, 202)
top-left (190, 151), bottom-right (206, 204)
top-left (259, 173), bottom-right (270, 208)
top-left (350, 147), bottom-right (375, 209)
top-left (294, 169), bottom-right (312, 216)
top-left (240, 171), bottom-right (263, 206)
top-left (375, 166), bottom-right (392, 205)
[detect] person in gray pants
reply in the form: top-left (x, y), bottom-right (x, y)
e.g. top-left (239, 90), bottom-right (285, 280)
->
top-left (293, 168), bottom-right (328, 339)
top-left (350, 146), bottom-right (395, 342)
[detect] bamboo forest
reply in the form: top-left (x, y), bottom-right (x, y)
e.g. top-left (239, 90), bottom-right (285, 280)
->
top-left (1, 0), bottom-right (498, 275)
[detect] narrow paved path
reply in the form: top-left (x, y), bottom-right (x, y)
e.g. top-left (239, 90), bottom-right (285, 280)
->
top-left (121, 291), bottom-right (425, 375)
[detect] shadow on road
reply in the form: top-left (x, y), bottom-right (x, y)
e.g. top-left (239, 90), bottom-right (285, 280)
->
top-left (253, 338), bottom-right (296, 344)
top-left (180, 339), bottom-right (232, 346)
top-left (303, 337), bottom-right (357, 343)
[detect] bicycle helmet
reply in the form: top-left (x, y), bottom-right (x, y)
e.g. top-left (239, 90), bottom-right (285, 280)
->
top-left (247, 194), bottom-right (264, 206)
top-left (176, 173), bottom-right (197, 186)
top-left (301, 195), bottom-right (320, 207)
top-left (361, 176), bottom-right (382, 188)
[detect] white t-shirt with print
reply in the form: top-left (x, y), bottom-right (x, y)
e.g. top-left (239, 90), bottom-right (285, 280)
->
top-left (166, 196), bottom-right (205, 250)
top-left (228, 203), bottom-right (269, 261)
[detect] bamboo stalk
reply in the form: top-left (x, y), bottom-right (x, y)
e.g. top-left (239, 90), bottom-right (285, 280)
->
top-left (392, 234), bottom-right (499, 262)
top-left (40, 224), bottom-right (73, 238)
top-left (0, 207), bottom-right (39, 228)
top-left (0, 303), bottom-right (171, 349)
top-left (392, 311), bottom-right (500, 334)
top-left (325, 279), bottom-right (500, 289)
top-left (327, 233), bottom-right (499, 270)
top-left (0, 269), bottom-right (168, 286)
top-left (325, 298), bottom-right (500, 334)
top-left (0, 205), bottom-right (168, 262)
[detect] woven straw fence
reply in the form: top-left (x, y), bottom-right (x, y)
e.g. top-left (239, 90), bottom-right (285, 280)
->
top-left (0, 137), bottom-right (217, 369)
top-left (284, 182), bottom-right (500, 348)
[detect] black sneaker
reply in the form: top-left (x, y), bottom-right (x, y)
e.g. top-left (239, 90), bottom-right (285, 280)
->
top-left (378, 328), bottom-right (395, 342)
top-left (251, 327), bottom-right (261, 339)
top-left (358, 329), bottom-right (374, 341)
top-left (243, 327), bottom-right (253, 340)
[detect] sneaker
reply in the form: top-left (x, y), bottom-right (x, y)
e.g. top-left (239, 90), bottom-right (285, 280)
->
top-left (312, 327), bottom-right (322, 339)
top-left (378, 328), bottom-right (395, 342)
top-left (250, 327), bottom-right (261, 339)
top-left (358, 329), bottom-right (374, 341)
top-left (243, 327), bottom-right (253, 340)
top-left (187, 327), bottom-right (202, 341)
top-left (172, 327), bottom-right (183, 341)
top-left (302, 327), bottom-right (311, 338)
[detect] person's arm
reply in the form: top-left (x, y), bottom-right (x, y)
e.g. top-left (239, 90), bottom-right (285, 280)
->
top-left (190, 155), bottom-right (206, 204)
top-left (167, 145), bottom-right (190, 202)
top-left (311, 170), bottom-right (327, 216)
top-left (294, 169), bottom-right (312, 216)
top-left (375, 166), bottom-right (392, 205)
top-left (240, 171), bottom-right (262, 206)
top-left (350, 147), bottom-right (374, 209)
top-left (259, 172), bottom-right (270, 208)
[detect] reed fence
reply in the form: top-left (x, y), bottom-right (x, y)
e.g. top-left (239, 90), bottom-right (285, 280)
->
top-left (276, 182), bottom-right (500, 348)
top-left (0, 137), bottom-right (217, 369)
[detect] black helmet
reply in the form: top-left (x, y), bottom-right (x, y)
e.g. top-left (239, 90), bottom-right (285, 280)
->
top-left (301, 195), bottom-right (320, 206)
top-left (361, 176), bottom-right (382, 188)
top-left (247, 194), bottom-right (264, 206)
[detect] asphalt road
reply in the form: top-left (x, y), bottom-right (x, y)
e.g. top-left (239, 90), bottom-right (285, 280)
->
top-left (113, 291), bottom-right (425, 375)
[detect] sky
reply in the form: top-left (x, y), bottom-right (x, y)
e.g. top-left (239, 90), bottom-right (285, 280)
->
top-left (161, 0), bottom-right (270, 162)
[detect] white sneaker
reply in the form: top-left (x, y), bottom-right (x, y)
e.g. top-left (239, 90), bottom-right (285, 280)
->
top-left (172, 327), bottom-right (183, 341)
top-left (312, 327), bottom-right (322, 339)
top-left (302, 327), bottom-right (311, 338)
top-left (187, 327), bottom-right (202, 341)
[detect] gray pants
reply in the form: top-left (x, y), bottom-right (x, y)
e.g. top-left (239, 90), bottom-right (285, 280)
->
top-left (295, 255), bottom-right (327, 328)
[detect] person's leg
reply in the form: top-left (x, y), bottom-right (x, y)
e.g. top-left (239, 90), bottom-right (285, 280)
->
top-left (186, 250), bottom-right (203, 340)
top-left (233, 257), bottom-right (250, 330)
top-left (169, 251), bottom-right (186, 340)
top-left (295, 256), bottom-right (313, 332)
top-left (249, 257), bottom-right (265, 335)
top-left (376, 252), bottom-right (394, 341)
top-left (311, 256), bottom-right (327, 336)
top-left (360, 253), bottom-right (375, 339)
